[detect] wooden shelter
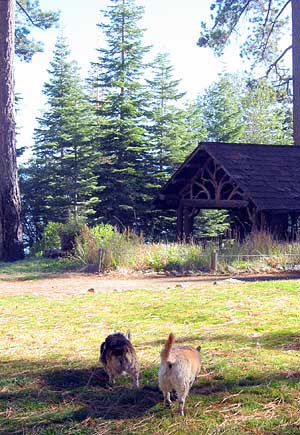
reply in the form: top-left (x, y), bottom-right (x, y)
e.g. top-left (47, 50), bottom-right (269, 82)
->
top-left (155, 142), bottom-right (300, 241)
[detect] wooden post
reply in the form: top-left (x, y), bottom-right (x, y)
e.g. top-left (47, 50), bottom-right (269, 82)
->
top-left (210, 251), bottom-right (218, 272)
top-left (183, 207), bottom-right (193, 242)
top-left (98, 248), bottom-right (106, 273)
top-left (176, 203), bottom-right (183, 242)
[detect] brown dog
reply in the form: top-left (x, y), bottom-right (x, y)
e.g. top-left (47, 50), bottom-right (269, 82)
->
top-left (100, 331), bottom-right (139, 388)
top-left (158, 333), bottom-right (201, 415)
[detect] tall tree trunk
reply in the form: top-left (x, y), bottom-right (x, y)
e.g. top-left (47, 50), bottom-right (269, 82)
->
top-left (292, 0), bottom-right (300, 145)
top-left (0, 0), bottom-right (24, 261)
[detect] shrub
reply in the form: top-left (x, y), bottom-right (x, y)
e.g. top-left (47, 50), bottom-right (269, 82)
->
top-left (59, 222), bottom-right (83, 252)
top-left (90, 224), bottom-right (115, 246)
top-left (30, 222), bottom-right (63, 256)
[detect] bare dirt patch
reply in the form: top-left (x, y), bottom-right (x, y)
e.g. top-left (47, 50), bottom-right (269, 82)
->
top-left (1, 270), bottom-right (300, 297)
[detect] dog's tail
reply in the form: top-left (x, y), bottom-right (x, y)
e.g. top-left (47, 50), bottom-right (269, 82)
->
top-left (160, 332), bottom-right (175, 361)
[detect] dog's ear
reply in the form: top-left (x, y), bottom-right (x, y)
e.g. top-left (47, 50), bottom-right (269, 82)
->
top-left (196, 345), bottom-right (201, 352)
top-left (125, 330), bottom-right (131, 341)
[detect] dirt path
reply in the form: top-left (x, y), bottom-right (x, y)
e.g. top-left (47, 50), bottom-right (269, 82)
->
top-left (1, 270), bottom-right (300, 297)
top-left (0, 273), bottom-right (216, 297)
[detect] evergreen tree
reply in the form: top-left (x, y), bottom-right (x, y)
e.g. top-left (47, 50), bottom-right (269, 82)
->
top-left (23, 35), bottom-right (99, 239)
top-left (198, 73), bottom-right (245, 142)
top-left (16, 1), bottom-right (59, 62)
top-left (92, 0), bottom-right (151, 232)
top-left (242, 79), bottom-right (292, 145)
top-left (197, 0), bottom-right (291, 84)
top-left (197, 73), bottom-right (291, 144)
top-left (145, 53), bottom-right (205, 239)
top-left (195, 73), bottom-right (245, 240)
top-left (146, 53), bottom-right (186, 181)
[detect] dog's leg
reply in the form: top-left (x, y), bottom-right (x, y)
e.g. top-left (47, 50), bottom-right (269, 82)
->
top-left (109, 375), bottom-right (115, 385)
top-left (189, 376), bottom-right (195, 388)
top-left (177, 389), bottom-right (188, 416)
top-left (106, 368), bottom-right (115, 385)
top-left (163, 391), bottom-right (172, 407)
top-left (178, 398), bottom-right (185, 416)
top-left (132, 369), bottom-right (139, 388)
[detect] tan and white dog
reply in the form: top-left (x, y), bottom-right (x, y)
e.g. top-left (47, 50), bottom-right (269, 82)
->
top-left (100, 331), bottom-right (139, 388)
top-left (158, 333), bottom-right (201, 415)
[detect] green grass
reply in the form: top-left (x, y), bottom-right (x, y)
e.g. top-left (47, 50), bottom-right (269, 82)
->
top-left (0, 257), bottom-right (82, 281)
top-left (2, 279), bottom-right (300, 434)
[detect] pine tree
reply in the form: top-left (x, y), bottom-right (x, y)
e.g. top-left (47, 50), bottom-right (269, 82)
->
top-left (198, 73), bottom-right (245, 142)
top-left (92, 0), bottom-right (151, 232)
top-left (23, 35), bottom-right (99, 239)
top-left (195, 73), bottom-right (245, 240)
top-left (198, 73), bottom-right (292, 145)
top-left (16, 1), bottom-right (59, 62)
top-left (242, 79), bottom-right (292, 145)
top-left (146, 53), bottom-right (186, 180)
top-left (0, 1), bottom-right (59, 261)
top-left (145, 53), bottom-right (205, 239)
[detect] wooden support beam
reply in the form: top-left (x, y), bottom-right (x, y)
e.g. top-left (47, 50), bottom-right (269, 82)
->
top-left (181, 199), bottom-right (248, 209)
top-left (183, 207), bottom-right (193, 242)
top-left (176, 204), bottom-right (183, 242)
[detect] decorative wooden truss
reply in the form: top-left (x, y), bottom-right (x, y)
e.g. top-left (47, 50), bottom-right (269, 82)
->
top-left (179, 157), bottom-right (248, 207)
top-left (176, 157), bottom-right (249, 240)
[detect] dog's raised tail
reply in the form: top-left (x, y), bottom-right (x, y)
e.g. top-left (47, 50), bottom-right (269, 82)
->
top-left (160, 333), bottom-right (175, 361)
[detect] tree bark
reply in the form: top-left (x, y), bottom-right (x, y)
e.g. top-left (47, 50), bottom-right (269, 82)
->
top-left (292, 0), bottom-right (300, 145)
top-left (0, 0), bottom-right (24, 260)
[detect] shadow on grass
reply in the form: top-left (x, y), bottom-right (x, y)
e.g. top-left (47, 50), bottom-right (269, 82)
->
top-left (192, 368), bottom-right (300, 398)
top-left (0, 361), bottom-right (161, 435)
top-left (2, 328), bottom-right (300, 435)
top-left (146, 270), bottom-right (300, 284)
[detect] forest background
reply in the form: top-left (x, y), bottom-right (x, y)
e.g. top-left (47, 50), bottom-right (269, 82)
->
top-left (16, 0), bottom-right (294, 250)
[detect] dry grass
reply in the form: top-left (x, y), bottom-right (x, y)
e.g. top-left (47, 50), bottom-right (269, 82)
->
top-left (2, 277), bottom-right (300, 434)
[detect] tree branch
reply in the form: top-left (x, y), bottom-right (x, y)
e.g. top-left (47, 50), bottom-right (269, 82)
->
top-left (16, 0), bottom-right (40, 28)
top-left (213, 0), bottom-right (252, 33)
top-left (263, 0), bottom-right (273, 28)
top-left (261, 0), bottom-right (291, 58)
top-left (266, 44), bottom-right (292, 75)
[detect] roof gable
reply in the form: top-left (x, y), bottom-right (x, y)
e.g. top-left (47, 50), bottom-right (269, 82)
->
top-left (157, 142), bottom-right (300, 212)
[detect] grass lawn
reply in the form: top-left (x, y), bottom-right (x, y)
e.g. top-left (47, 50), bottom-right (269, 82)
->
top-left (0, 258), bottom-right (82, 281)
top-left (1, 279), bottom-right (300, 434)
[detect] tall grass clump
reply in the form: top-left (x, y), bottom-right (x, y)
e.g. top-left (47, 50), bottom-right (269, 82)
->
top-left (74, 227), bottom-right (300, 274)
top-left (75, 224), bottom-right (143, 271)
top-left (220, 231), bottom-right (300, 272)
top-left (75, 225), bottom-right (213, 273)
top-left (136, 242), bottom-right (211, 272)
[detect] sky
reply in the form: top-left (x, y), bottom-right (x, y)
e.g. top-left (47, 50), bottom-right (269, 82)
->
top-left (15, 0), bottom-right (243, 157)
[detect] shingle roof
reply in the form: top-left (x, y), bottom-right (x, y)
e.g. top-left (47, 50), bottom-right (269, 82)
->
top-left (157, 142), bottom-right (300, 212)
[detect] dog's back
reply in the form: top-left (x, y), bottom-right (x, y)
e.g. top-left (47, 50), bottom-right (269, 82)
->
top-left (158, 333), bottom-right (201, 415)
